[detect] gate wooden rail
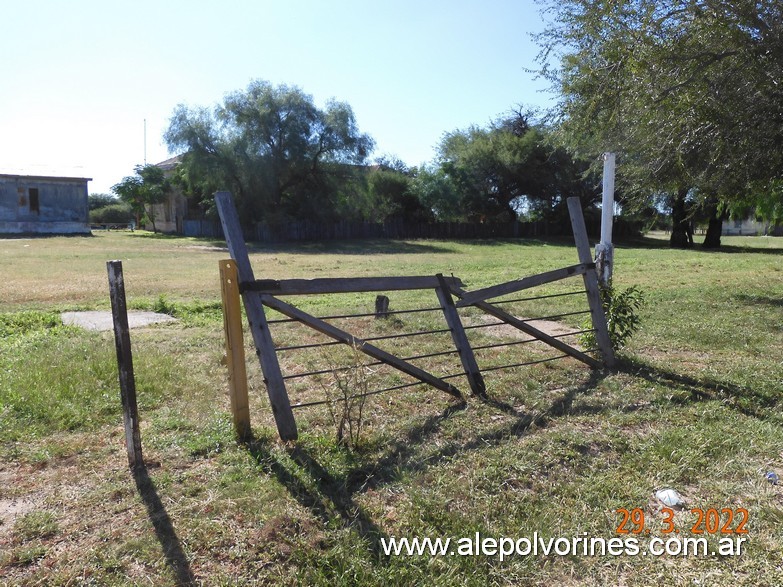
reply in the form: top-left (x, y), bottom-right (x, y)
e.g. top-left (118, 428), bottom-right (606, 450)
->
top-left (215, 192), bottom-right (615, 441)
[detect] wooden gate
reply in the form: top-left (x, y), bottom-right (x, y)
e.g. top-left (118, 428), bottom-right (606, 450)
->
top-left (215, 192), bottom-right (614, 441)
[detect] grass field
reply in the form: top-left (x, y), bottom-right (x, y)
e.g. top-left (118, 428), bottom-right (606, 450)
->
top-left (1, 230), bottom-right (782, 586)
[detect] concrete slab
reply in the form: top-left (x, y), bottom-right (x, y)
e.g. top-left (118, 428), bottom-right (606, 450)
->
top-left (61, 311), bottom-right (177, 332)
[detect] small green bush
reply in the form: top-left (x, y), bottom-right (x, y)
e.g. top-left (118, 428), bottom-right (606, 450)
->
top-left (581, 282), bottom-right (645, 350)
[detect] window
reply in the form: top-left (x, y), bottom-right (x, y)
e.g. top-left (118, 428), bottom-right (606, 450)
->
top-left (29, 188), bottom-right (40, 214)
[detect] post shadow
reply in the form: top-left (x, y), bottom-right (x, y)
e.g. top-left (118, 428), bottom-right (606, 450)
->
top-left (132, 465), bottom-right (197, 586)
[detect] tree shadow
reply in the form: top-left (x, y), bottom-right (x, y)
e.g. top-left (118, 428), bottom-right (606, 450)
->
top-left (132, 465), bottom-right (196, 587)
top-left (250, 239), bottom-right (458, 256)
top-left (616, 356), bottom-right (781, 421)
top-left (732, 293), bottom-right (783, 308)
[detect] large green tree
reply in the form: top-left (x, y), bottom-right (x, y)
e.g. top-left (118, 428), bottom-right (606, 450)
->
top-left (536, 0), bottom-right (783, 247)
top-left (164, 80), bottom-right (374, 226)
top-left (416, 112), bottom-right (599, 224)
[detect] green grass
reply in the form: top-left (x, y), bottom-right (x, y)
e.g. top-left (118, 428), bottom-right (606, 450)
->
top-left (0, 230), bottom-right (782, 585)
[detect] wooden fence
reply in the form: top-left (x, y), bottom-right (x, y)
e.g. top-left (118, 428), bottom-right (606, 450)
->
top-left (185, 218), bottom-right (570, 242)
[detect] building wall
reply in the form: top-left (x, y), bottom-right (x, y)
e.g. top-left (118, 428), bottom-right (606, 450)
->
top-left (722, 218), bottom-right (768, 236)
top-left (148, 191), bottom-right (188, 234)
top-left (0, 175), bottom-right (90, 234)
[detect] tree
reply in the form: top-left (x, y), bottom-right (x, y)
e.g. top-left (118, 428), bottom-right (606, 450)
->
top-left (164, 80), bottom-right (374, 226)
top-left (536, 0), bottom-right (783, 248)
top-left (88, 193), bottom-right (117, 210)
top-left (112, 164), bottom-right (171, 232)
top-left (367, 162), bottom-right (434, 223)
top-left (416, 111), bottom-right (599, 224)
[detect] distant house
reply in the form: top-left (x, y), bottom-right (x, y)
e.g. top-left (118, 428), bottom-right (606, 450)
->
top-left (150, 155), bottom-right (188, 233)
top-left (722, 217), bottom-right (777, 236)
top-left (0, 174), bottom-right (91, 235)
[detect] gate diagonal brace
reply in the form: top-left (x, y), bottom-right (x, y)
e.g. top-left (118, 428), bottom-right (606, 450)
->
top-left (444, 282), bottom-right (603, 370)
top-left (259, 294), bottom-right (464, 401)
top-left (454, 263), bottom-right (593, 307)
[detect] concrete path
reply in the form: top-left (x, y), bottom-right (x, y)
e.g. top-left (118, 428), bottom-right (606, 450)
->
top-left (61, 311), bottom-right (177, 332)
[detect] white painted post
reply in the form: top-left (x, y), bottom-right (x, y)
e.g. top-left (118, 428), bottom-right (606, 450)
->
top-left (595, 152), bottom-right (615, 286)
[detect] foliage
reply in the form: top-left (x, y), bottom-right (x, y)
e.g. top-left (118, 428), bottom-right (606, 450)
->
top-left (164, 79), bottom-right (374, 226)
top-left (417, 111), bottom-right (600, 223)
top-left (111, 164), bottom-right (171, 232)
top-left (367, 164), bottom-right (434, 223)
top-left (88, 193), bottom-right (117, 211)
top-left (89, 202), bottom-right (134, 225)
top-left (536, 0), bottom-right (783, 246)
top-left (581, 282), bottom-right (645, 351)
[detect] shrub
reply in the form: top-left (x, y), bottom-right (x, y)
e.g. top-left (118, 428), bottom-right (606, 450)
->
top-left (581, 282), bottom-right (645, 351)
top-left (89, 203), bottom-right (134, 224)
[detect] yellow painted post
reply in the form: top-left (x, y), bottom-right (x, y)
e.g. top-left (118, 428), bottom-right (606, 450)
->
top-left (219, 259), bottom-right (252, 440)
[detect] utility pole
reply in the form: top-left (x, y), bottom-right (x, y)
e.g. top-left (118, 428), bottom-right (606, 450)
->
top-left (143, 119), bottom-right (147, 166)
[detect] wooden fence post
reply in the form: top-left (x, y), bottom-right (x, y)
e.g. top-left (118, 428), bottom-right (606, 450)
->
top-left (566, 197), bottom-right (616, 368)
top-left (220, 259), bottom-right (252, 441)
top-left (214, 191), bottom-right (298, 441)
top-left (435, 274), bottom-right (486, 397)
top-left (106, 260), bottom-right (144, 469)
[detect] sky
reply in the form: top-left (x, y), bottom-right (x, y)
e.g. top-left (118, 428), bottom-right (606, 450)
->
top-left (1, 0), bottom-right (555, 194)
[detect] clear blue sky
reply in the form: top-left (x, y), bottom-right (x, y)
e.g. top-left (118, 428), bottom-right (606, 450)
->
top-left (1, 0), bottom-right (554, 194)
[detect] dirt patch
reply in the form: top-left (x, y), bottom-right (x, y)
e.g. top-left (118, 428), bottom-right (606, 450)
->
top-left (466, 313), bottom-right (582, 342)
top-left (61, 311), bottom-right (177, 332)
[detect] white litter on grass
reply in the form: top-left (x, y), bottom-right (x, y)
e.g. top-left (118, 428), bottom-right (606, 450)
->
top-left (61, 311), bottom-right (177, 332)
top-left (655, 488), bottom-right (685, 508)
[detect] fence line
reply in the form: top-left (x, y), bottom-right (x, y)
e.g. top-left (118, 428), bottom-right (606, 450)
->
top-left (185, 218), bottom-right (610, 242)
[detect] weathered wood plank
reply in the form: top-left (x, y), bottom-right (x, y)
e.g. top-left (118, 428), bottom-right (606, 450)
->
top-left (219, 259), bottom-right (252, 441)
top-left (242, 275), bottom-right (465, 295)
top-left (566, 197), bottom-right (616, 368)
top-left (107, 260), bottom-right (144, 469)
top-left (214, 191), bottom-right (298, 441)
top-left (446, 281), bottom-right (603, 369)
top-left (454, 263), bottom-right (593, 308)
top-left (435, 274), bottom-right (486, 397)
top-left (259, 294), bottom-right (464, 401)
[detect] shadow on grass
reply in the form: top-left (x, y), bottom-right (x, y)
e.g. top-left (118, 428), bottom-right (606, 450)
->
top-left (132, 465), bottom-right (196, 587)
top-left (732, 293), bottom-right (783, 308)
top-left (243, 435), bottom-right (391, 558)
top-left (617, 356), bottom-right (781, 421)
top-left (240, 369), bottom-right (612, 556)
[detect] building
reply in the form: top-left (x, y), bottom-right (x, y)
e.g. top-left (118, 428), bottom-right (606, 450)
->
top-left (150, 155), bottom-right (188, 233)
top-left (722, 217), bottom-right (778, 236)
top-left (0, 174), bottom-right (91, 235)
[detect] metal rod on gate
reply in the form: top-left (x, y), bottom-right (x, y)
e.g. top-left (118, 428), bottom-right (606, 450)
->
top-left (220, 259), bottom-right (252, 441)
top-left (106, 260), bottom-right (144, 469)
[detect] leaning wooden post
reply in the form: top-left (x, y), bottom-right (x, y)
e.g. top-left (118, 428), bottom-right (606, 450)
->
top-left (435, 274), bottom-right (486, 397)
top-left (107, 260), bottom-right (144, 469)
top-left (214, 191), bottom-right (298, 441)
top-left (566, 198), bottom-right (616, 368)
top-left (219, 259), bottom-right (252, 441)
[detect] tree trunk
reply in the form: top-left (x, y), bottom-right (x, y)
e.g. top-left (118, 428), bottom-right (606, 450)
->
top-left (670, 188), bottom-right (692, 248)
top-left (147, 205), bottom-right (157, 233)
top-left (702, 197), bottom-right (724, 249)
